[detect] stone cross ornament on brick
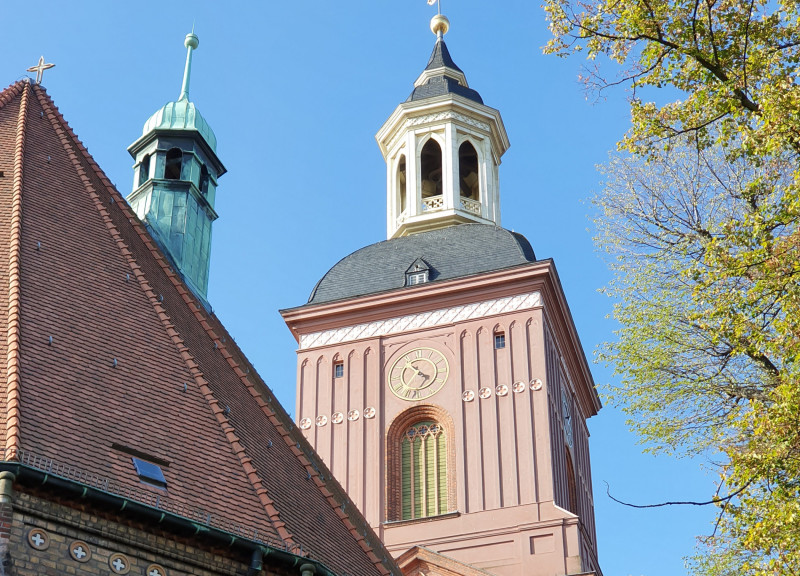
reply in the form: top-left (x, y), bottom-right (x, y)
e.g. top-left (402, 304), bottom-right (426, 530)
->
top-left (69, 541), bottom-right (91, 562)
top-left (146, 563), bottom-right (168, 576)
top-left (27, 528), bottom-right (49, 550)
top-left (109, 552), bottom-right (131, 574)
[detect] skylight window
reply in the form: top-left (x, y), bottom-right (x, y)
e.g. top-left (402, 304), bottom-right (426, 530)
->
top-left (131, 457), bottom-right (167, 489)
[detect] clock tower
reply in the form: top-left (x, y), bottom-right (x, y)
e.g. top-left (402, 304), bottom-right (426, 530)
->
top-left (282, 14), bottom-right (603, 576)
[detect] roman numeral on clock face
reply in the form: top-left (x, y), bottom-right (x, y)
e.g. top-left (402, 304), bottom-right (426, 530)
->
top-left (387, 347), bottom-right (450, 401)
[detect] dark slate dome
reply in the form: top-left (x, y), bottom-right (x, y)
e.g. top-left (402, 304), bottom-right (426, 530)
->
top-left (307, 224), bottom-right (537, 305)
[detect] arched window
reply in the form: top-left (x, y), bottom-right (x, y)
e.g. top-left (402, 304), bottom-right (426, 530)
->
top-left (420, 139), bottom-right (443, 199)
top-left (199, 164), bottom-right (209, 196)
top-left (388, 406), bottom-right (455, 522)
top-left (565, 448), bottom-right (578, 514)
top-left (164, 148), bottom-right (183, 180)
top-left (458, 141), bottom-right (479, 200)
top-left (138, 154), bottom-right (150, 187)
top-left (397, 155), bottom-right (407, 213)
top-left (401, 421), bottom-right (447, 520)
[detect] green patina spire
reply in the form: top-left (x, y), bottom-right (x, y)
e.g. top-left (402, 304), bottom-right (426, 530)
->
top-left (179, 32), bottom-right (199, 101)
top-left (126, 31), bottom-right (226, 307)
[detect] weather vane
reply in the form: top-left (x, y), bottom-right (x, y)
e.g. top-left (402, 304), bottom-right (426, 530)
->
top-left (427, 0), bottom-right (449, 37)
top-left (27, 56), bottom-right (55, 85)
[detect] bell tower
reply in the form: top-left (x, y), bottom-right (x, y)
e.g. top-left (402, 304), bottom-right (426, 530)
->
top-left (377, 15), bottom-right (509, 239)
top-left (127, 32), bottom-right (225, 302)
top-left (283, 12), bottom-right (603, 576)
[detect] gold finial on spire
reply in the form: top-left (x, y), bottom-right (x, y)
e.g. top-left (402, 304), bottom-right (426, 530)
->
top-left (27, 56), bottom-right (55, 85)
top-left (430, 13), bottom-right (450, 38)
top-left (427, 0), bottom-right (449, 38)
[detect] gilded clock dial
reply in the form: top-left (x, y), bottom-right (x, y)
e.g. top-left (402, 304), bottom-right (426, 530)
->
top-left (388, 347), bottom-right (449, 401)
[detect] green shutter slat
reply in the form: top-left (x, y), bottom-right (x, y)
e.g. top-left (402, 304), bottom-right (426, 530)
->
top-left (425, 435), bottom-right (435, 514)
top-left (399, 421), bottom-right (448, 520)
top-left (402, 438), bottom-right (412, 520)
top-left (413, 437), bottom-right (424, 518)
top-left (438, 432), bottom-right (447, 514)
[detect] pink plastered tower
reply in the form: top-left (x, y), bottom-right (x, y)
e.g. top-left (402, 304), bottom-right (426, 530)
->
top-left (282, 14), bottom-right (603, 576)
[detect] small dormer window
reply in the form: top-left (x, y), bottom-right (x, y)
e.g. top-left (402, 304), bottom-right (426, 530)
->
top-left (407, 271), bottom-right (428, 286)
top-left (164, 148), bottom-right (183, 180)
top-left (405, 258), bottom-right (431, 286)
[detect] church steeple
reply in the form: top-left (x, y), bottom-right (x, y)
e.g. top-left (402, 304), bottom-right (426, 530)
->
top-left (127, 32), bottom-right (226, 303)
top-left (376, 15), bottom-right (510, 239)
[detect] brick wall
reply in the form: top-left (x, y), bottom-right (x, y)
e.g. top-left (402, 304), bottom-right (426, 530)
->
top-left (4, 487), bottom-right (286, 576)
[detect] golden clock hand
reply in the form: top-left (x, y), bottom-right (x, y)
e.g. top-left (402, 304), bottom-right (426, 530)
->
top-left (404, 360), bottom-right (423, 376)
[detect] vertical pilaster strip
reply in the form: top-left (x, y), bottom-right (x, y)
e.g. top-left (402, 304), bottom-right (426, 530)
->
top-left (4, 82), bottom-right (29, 459)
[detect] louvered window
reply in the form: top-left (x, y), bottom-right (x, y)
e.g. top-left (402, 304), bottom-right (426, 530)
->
top-left (401, 421), bottom-right (447, 520)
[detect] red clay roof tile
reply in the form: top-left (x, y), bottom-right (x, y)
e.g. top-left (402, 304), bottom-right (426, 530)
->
top-left (0, 80), bottom-right (398, 576)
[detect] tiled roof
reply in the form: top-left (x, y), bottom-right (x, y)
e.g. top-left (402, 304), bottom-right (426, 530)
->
top-left (0, 80), bottom-right (397, 576)
top-left (306, 224), bottom-right (537, 305)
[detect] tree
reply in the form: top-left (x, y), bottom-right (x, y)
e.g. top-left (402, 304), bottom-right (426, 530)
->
top-left (541, 0), bottom-right (800, 572)
top-left (596, 139), bottom-right (800, 574)
top-left (543, 0), bottom-right (800, 156)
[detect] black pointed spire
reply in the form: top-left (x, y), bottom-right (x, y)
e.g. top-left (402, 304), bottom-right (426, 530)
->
top-left (407, 38), bottom-right (483, 104)
top-left (425, 39), bottom-right (463, 73)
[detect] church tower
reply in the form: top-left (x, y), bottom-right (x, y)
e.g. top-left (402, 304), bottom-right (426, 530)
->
top-left (127, 33), bottom-right (225, 302)
top-left (377, 14), bottom-right (508, 239)
top-left (282, 14), bottom-right (603, 576)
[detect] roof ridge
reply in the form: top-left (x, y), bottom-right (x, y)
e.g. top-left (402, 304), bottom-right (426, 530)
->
top-left (196, 335), bottom-right (395, 567)
top-left (199, 320), bottom-right (396, 575)
top-left (4, 81), bottom-right (30, 459)
top-left (0, 81), bottom-right (27, 112)
top-left (27, 85), bottom-right (394, 576)
top-left (171, 305), bottom-right (393, 574)
top-left (113, 149), bottom-right (392, 573)
top-left (30, 84), bottom-right (291, 546)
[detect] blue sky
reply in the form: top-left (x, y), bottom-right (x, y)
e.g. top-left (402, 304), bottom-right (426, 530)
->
top-left (2, 2), bottom-right (718, 574)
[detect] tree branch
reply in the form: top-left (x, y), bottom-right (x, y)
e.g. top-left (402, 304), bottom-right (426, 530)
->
top-left (604, 479), bottom-right (753, 508)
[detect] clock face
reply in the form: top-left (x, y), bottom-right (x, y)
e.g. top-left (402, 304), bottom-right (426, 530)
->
top-left (388, 347), bottom-right (449, 401)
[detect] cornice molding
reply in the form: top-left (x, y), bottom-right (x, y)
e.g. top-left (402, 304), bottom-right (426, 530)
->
top-left (299, 291), bottom-right (542, 350)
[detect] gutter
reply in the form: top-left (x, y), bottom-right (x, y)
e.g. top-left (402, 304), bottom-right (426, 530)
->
top-left (0, 464), bottom-right (334, 576)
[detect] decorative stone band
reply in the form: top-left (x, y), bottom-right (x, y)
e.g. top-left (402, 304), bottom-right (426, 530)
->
top-left (298, 379), bottom-right (545, 431)
top-left (299, 291), bottom-right (542, 350)
top-left (406, 111), bottom-right (491, 133)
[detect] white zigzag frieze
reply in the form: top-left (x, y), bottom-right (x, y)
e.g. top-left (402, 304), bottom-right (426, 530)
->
top-left (299, 291), bottom-right (542, 350)
top-left (406, 111), bottom-right (491, 132)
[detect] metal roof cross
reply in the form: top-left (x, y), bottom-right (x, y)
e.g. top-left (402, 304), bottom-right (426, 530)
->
top-left (27, 56), bottom-right (55, 85)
